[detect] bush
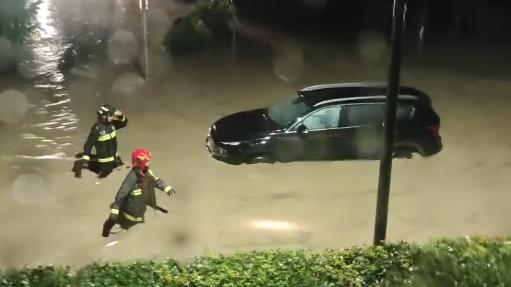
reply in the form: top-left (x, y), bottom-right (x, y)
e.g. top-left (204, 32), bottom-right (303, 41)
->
top-left (1, 238), bottom-right (511, 287)
top-left (408, 237), bottom-right (511, 287)
top-left (164, 0), bottom-right (233, 55)
top-left (0, 266), bottom-right (72, 287)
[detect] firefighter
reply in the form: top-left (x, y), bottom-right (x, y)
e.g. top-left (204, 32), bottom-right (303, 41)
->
top-left (72, 104), bottom-right (128, 178)
top-left (102, 148), bottom-right (176, 237)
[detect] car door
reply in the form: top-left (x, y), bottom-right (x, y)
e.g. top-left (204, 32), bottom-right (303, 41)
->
top-left (274, 105), bottom-right (345, 161)
top-left (340, 103), bottom-right (385, 159)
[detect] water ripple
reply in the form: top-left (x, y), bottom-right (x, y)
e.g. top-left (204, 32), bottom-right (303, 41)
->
top-left (19, 0), bottom-right (79, 158)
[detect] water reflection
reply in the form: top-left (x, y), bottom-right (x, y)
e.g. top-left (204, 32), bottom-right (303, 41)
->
top-left (249, 220), bottom-right (298, 231)
top-left (19, 0), bottom-right (78, 159)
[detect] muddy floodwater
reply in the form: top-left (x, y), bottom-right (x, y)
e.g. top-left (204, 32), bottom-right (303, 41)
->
top-left (0, 0), bottom-right (510, 268)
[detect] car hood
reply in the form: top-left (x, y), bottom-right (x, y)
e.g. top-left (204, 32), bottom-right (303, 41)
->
top-left (212, 109), bottom-right (280, 142)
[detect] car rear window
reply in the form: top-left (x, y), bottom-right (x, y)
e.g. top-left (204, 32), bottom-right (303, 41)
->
top-left (397, 103), bottom-right (416, 120)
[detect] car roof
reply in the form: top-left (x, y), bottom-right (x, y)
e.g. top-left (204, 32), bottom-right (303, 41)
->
top-left (298, 82), bottom-right (431, 107)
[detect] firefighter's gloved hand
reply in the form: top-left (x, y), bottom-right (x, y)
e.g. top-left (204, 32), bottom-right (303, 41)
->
top-left (165, 186), bottom-right (176, 197)
top-left (72, 159), bottom-right (87, 178)
top-left (72, 161), bottom-right (81, 178)
top-left (114, 110), bottom-right (125, 120)
top-left (115, 156), bottom-right (124, 169)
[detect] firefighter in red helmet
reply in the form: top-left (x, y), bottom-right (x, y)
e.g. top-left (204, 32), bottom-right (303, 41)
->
top-left (72, 104), bottom-right (128, 178)
top-left (102, 148), bottom-right (176, 237)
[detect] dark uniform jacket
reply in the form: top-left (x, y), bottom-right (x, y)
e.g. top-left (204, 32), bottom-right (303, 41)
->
top-left (83, 116), bottom-right (128, 163)
top-left (110, 169), bottom-right (172, 222)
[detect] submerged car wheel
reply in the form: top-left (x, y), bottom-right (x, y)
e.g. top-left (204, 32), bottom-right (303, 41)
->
top-left (393, 151), bottom-right (413, 159)
top-left (245, 154), bottom-right (276, 164)
top-left (393, 147), bottom-right (415, 159)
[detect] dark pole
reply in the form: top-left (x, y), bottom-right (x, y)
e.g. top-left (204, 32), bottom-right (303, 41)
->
top-left (140, 0), bottom-right (149, 80)
top-left (230, 0), bottom-right (237, 64)
top-left (373, 0), bottom-right (406, 246)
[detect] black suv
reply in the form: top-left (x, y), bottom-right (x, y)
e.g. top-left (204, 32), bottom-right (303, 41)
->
top-left (206, 83), bottom-right (442, 164)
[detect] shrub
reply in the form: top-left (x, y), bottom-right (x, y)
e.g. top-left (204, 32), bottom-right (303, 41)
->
top-left (164, 0), bottom-right (233, 55)
top-left (1, 238), bottom-right (511, 287)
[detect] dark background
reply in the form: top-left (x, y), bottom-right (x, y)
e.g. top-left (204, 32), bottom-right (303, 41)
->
top-left (234, 0), bottom-right (511, 47)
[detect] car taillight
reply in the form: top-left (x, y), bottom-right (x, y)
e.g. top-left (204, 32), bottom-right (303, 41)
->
top-left (427, 125), bottom-right (441, 140)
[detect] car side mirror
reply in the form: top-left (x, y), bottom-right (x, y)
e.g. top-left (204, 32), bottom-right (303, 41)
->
top-left (297, 124), bottom-right (309, 135)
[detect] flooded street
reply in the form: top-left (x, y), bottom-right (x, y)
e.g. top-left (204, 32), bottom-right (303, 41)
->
top-left (0, 0), bottom-right (511, 268)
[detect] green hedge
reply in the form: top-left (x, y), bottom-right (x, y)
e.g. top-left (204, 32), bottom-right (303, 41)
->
top-left (1, 238), bottom-right (511, 287)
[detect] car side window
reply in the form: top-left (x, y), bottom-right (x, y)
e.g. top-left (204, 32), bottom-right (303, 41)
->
top-left (301, 106), bottom-right (341, 130)
top-left (343, 103), bottom-right (384, 127)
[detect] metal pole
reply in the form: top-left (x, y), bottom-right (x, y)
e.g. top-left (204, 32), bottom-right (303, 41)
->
top-left (230, 0), bottom-right (237, 65)
top-left (373, 0), bottom-right (406, 246)
top-left (140, 0), bottom-right (149, 80)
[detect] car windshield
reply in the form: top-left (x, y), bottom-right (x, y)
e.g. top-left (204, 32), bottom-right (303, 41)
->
top-left (267, 95), bottom-right (312, 127)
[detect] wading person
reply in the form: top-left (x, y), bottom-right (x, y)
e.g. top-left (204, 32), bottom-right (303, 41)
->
top-left (102, 148), bottom-right (176, 237)
top-left (72, 104), bottom-right (128, 178)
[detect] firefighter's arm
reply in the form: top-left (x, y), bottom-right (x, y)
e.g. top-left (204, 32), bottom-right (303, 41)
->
top-left (148, 169), bottom-right (176, 196)
top-left (82, 126), bottom-right (99, 160)
top-left (112, 110), bottom-right (128, 130)
top-left (110, 171), bottom-right (137, 216)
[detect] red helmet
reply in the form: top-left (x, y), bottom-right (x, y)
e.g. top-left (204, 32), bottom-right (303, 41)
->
top-left (131, 148), bottom-right (152, 171)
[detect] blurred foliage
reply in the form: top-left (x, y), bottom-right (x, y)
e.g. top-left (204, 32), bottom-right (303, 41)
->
top-left (0, 0), bottom-right (39, 44)
top-left (164, 0), bottom-right (233, 55)
top-left (406, 237), bottom-right (511, 287)
top-left (0, 266), bottom-right (72, 287)
top-left (2, 238), bottom-right (511, 286)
